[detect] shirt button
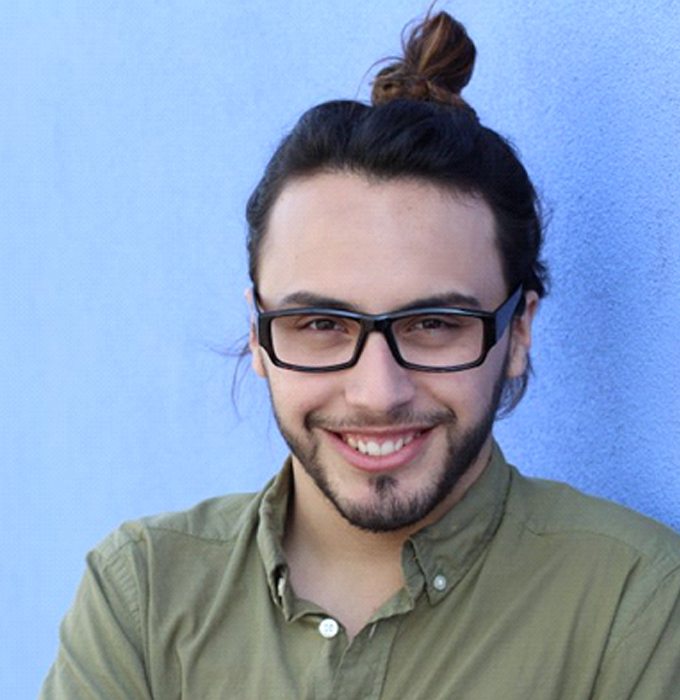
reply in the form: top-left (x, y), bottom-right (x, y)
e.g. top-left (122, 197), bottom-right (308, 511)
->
top-left (433, 574), bottom-right (448, 591)
top-left (318, 618), bottom-right (340, 639)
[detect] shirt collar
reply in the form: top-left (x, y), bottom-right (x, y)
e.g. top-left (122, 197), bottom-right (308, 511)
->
top-left (257, 442), bottom-right (511, 610)
top-left (406, 441), bottom-right (511, 604)
top-left (256, 463), bottom-right (292, 610)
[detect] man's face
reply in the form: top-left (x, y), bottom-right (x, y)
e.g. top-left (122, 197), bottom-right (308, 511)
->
top-left (250, 172), bottom-right (536, 532)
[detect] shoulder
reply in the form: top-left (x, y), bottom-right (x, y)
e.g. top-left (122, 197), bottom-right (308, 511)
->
top-left (91, 490), bottom-right (263, 567)
top-left (505, 466), bottom-right (680, 573)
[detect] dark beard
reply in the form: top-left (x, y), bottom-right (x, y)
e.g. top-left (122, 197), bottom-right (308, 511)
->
top-left (271, 365), bottom-right (506, 533)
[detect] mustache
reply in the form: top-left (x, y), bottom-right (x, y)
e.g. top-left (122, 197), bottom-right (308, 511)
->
top-left (305, 407), bottom-right (457, 431)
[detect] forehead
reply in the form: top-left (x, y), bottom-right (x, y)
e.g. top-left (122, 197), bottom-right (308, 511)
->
top-left (257, 172), bottom-right (505, 311)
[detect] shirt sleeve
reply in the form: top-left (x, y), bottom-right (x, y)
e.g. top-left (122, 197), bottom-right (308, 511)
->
top-left (39, 536), bottom-right (153, 700)
top-left (592, 565), bottom-right (680, 699)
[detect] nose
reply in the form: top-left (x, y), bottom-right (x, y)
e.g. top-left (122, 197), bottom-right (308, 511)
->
top-left (343, 332), bottom-right (416, 413)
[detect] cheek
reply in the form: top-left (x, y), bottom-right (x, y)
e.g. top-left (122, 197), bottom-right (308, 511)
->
top-left (430, 347), bottom-right (507, 418)
top-left (264, 369), bottom-right (338, 419)
top-left (432, 374), bottom-right (486, 416)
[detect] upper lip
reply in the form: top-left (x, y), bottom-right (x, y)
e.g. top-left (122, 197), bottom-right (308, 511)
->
top-left (325, 426), bottom-right (431, 438)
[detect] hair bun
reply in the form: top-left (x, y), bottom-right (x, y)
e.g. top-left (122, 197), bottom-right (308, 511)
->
top-left (371, 11), bottom-right (476, 107)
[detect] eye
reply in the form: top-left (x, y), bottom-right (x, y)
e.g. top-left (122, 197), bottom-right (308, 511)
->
top-left (415, 317), bottom-right (457, 330)
top-left (394, 313), bottom-right (474, 348)
top-left (407, 315), bottom-right (463, 332)
top-left (295, 315), bottom-right (350, 333)
top-left (309, 318), bottom-right (343, 331)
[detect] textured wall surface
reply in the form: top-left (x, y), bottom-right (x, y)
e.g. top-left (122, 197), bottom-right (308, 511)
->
top-left (2, 1), bottom-right (679, 695)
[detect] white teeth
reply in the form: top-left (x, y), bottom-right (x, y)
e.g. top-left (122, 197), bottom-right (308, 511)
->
top-left (380, 440), bottom-right (395, 456)
top-left (367, 441), bottom-right (381, 456)
top-left (343, 432), bottom-right (419, 456)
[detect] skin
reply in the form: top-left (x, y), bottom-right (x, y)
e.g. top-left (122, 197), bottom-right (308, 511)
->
top-left (249, 172), bottom-right (538, 636)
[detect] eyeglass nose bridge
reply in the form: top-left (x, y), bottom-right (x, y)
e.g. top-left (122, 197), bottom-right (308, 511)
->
top-left (349, 316), bottom-right (407, 369)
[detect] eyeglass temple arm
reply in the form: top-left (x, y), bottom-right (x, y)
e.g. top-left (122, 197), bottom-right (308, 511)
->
top-left (494, 286), bottom-right (525, 342)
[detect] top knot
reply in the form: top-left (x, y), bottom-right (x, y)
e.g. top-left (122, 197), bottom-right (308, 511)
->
top-left (371, 11), bottom-right (476, 108)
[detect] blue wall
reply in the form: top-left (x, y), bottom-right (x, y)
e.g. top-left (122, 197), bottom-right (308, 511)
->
top-left (2, 2), bottom-right (679, 696)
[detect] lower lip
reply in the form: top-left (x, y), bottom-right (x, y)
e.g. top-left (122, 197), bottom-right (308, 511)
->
top-left (324, 429), bottom-right (431, 473)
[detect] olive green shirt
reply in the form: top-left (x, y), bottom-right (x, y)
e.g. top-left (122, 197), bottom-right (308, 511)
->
top-left (41, 445), bottom-right (680, 699)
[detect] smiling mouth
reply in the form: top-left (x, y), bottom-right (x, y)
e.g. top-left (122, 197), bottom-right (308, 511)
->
top-left (341, 431), bottom-right (423, 457)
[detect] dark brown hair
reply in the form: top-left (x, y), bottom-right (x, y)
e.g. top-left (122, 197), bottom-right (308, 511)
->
top-left (245, 11), bottom-right (549, 414)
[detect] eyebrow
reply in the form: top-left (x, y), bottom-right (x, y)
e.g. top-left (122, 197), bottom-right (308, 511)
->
top-left (276, 289), bottom-right (484, 312)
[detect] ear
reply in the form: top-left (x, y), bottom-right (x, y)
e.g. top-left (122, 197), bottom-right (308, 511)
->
top-left (506, 290), bottom-right (539, 379)
top-left (245, 287), bottom-right (267, 378)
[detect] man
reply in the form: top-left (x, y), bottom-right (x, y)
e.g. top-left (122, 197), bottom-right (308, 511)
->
top-left (42, 11), bottom-right (680, 699)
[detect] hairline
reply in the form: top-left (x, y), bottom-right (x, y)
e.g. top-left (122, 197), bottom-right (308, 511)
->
top-left (252, 166), bottom-right (511, 293)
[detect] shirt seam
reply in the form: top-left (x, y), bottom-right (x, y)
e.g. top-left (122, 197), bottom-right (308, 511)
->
top-left (96, 523), bottom-right (243, 562)
top-left (504, 511), bottom-right (680, 570)
top-left (142, 524), bottom-right (242, 546)
top-left (91, 540), bottom-right (146, 655)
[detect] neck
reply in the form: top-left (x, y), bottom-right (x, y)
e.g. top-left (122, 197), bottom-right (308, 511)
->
top-left (286, 477), bottom-right (406, 566)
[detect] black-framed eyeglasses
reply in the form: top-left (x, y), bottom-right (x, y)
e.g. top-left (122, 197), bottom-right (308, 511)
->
top-left (254, 286), bottom-right (525, 373)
